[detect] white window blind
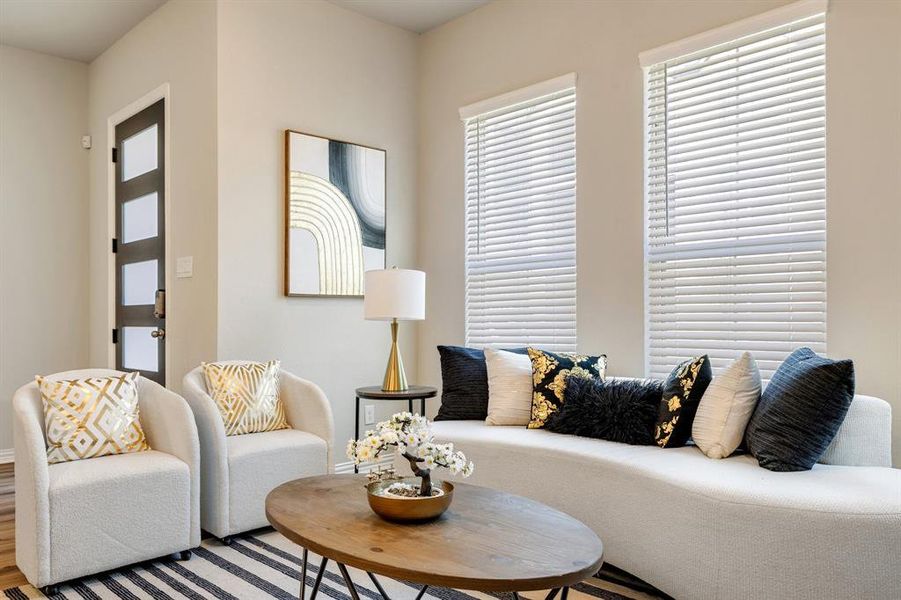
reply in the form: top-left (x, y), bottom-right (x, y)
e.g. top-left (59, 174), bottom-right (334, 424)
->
top-left (462, 76), bottom-right (577, 352)
top-left (645, 12), bottom-right (826, 380)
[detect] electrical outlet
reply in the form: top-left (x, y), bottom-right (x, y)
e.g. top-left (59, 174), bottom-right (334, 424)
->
top-left (364, 405), bottom-right (376, 425)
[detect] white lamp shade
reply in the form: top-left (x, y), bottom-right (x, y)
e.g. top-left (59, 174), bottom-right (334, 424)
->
top-left (364, 269), bottom-right (426, 321)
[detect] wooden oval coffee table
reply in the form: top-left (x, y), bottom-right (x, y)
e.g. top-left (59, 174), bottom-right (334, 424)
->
top-left (266, 474), bottom-right (604, 600)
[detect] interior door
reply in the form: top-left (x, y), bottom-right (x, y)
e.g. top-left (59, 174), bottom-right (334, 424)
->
top-left (114, 99), bottom-right (165, 385)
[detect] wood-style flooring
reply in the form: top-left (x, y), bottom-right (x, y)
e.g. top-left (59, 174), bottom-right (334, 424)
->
top-left (0, 463), bottom-right (27, 589)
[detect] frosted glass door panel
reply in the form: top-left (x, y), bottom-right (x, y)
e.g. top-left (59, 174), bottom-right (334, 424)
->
top-left (122, 124), bottom-right (158, 181)
top-left (122, 192), bottom-right (158, 243)
top-left (122, 259), bottom-right (158, 306)
top-left (122, 327), bottom-right (158, 372)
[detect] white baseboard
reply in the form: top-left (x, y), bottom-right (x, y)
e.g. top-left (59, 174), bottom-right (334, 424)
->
top-left (334, 455), bottom-right (394, 474)
top-left (0, 448), bottom-right (14, 464)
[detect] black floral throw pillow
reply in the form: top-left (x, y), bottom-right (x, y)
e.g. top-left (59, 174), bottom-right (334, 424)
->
top-left (527, 348), bottom-right (607, 429)
top-left (654, 355), bottom-right (712, 448)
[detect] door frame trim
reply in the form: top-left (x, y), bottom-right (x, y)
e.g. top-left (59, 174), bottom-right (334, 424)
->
top-left (106, 83), bottom-right (172, 379)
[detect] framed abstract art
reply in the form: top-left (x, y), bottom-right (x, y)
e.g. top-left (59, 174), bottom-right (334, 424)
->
top-left (285, 130), bottom-right (386, 296)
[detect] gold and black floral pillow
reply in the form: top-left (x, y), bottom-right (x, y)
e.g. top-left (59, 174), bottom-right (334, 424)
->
top-left (654, 355), bottom-right (712, 448)
top-left (527, 348), bottom-right (607, 429)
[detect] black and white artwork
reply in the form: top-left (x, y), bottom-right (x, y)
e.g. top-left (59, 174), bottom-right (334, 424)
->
top-left (286, 130), bottom-right (386, 296)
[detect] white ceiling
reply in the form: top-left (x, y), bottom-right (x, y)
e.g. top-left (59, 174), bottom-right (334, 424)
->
top-left (330, 0), bottom-right (490, 34)
top-left (0, 0), bottom-right (166, 63)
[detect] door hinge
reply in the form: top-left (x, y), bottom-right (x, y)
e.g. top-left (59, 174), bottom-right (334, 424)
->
top-left (111, 147), bottom-right (118, 163)
top-left (112, 238), bottom-right (118, 253)
top-left (112, 328), bottom-right (118, 344)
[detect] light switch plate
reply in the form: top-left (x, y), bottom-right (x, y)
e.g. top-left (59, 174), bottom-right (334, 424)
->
top-left (176, 256), bottom-right (193, 278)
top-left (364, 405), bottom-right (376, 425)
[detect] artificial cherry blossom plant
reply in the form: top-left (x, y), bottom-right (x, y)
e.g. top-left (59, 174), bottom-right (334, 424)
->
top-left (347, 412), bottom-right (474, 496)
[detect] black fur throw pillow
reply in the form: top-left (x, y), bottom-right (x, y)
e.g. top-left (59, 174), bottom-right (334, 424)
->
top-left (545, 376), bottom-right (664, 445)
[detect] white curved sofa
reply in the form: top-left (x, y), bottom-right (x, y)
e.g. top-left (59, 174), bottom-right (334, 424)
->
top-left (422, 394), bottom-right (901, 600)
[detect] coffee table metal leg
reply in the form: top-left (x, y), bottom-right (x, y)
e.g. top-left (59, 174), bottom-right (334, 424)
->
top-left (338, 563), bottom-right (362, 600)
top-left (544, 588), bottom-right (561, 600)
top-left (413, 585), bottom-right (429, 600)
top-left (309, 556), bottom-right (328, 600)
top-left (367, 572), bottom-right (391, 600)
top-left (299, 548), bottom-right (308, 599)
top-left (561, 587), bottom-right (569, 600)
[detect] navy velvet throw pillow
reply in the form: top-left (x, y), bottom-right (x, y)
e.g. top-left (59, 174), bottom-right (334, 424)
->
top-left (745, 347), bottom-right (855, 472)
top-left (546, 376), bottom-right (664, 445)
top-left (435, 346), bottom-right (527, 421)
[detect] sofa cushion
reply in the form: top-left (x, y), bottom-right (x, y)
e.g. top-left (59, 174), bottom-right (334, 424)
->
top-left (435, 346), bottom-right (527, 421)
top-left (226, 428), bottom-right (327, 533)
top-left (692, 352), bottom-right (761, 459)
top-left (48, 450), bottom-right (191, 583)
top-left (654, 355), bottom-right (712, 448)
top-left (546, 376), bottom-right (662, 445)
top-left (485, 348), bottom-right (534, 426)
top-left (745, 347), bottom-right (855, 472)
top-left (527, 348), bottom-right (607, 429)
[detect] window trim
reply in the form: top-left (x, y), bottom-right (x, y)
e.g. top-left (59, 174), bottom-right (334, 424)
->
top-left (638, 0), bottom-right (827, 67)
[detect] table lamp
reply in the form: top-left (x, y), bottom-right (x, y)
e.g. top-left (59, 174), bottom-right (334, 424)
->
top-left (364, 268), bottom-right (426, 392)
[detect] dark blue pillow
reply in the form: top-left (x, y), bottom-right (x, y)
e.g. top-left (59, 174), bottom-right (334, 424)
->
top-left (745, 348), bottom-right (855, 472)
top-left (435, 346), bottom-right (526, 421)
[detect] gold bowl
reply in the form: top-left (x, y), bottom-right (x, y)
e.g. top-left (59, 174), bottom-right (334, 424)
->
top-left (366, 478), bottom-right (454, 523)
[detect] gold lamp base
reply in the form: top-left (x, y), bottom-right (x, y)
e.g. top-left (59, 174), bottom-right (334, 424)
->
top-left (382, 318), bottom-right (408, 392)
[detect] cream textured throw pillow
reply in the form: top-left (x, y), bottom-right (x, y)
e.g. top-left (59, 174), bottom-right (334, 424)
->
top-left (692, 352), bottom-right (761, 459)
top-left (485, 348), bottom-right (533, 426)
top-left (202, 360), bottom-right (289, 436)
top-left (37, 371), bottom-right (149, 464)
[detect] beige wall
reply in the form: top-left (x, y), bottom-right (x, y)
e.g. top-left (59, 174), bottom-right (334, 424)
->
top-left (87, 0), bottom-right (219, 392)
top-left (216, 0), bottom-right (419, 453)
top-left (825, 0), bottom-right (901, 466)
top-left (416, 0), bottom-right (901, 465)
top-left (0, 45), bottom-right (90, 452)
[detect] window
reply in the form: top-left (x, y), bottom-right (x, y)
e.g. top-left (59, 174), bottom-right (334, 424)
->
top-left (461, 74), bottom-right (577, 352)
top-left (644, 11), bottom-right (826, 380)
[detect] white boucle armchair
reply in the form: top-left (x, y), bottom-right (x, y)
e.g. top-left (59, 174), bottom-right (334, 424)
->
top-left (182, 364), bottom-right (333, 541)
top-left (13, 369), bottom-right (200, 594)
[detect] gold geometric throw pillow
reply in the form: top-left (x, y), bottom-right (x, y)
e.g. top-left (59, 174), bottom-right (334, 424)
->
top-left (527, 348), bottom-right (608, 429)
top-left (37, 371), bottom-right (150, 464)
top-left (202, 360), bottom-right (289, 436)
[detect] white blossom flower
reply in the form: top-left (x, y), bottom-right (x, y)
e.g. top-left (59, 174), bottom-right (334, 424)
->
top-left (347, 411), bottom-right (474, 478)
top-left (356, 445), bottom-right (373, 463)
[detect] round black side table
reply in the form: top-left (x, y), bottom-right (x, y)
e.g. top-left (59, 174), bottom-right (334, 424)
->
top-left (354, 385), bottom-right (437, 473)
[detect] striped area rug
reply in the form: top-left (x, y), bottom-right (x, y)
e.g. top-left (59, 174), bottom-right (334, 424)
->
top-left (3, 529), bottom-right (663, 600)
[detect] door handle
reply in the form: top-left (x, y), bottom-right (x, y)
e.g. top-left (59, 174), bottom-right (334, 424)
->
top-left (151, 329), bottom-right (166, 340)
